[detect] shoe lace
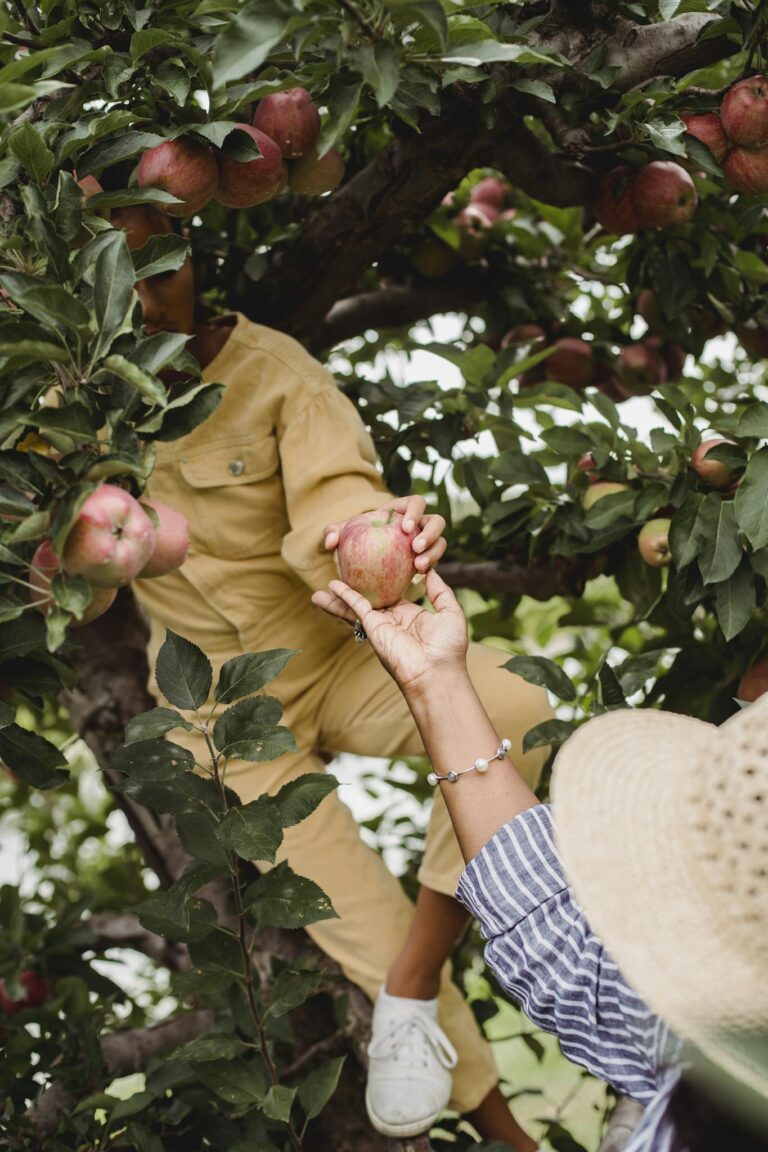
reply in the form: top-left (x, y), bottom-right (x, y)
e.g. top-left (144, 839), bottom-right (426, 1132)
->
top-left (368, 1010), bottom-right (458, 1071)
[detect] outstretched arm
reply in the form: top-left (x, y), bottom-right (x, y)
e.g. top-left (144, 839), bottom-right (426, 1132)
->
top-left (311, 569), bottom-right (537, 862)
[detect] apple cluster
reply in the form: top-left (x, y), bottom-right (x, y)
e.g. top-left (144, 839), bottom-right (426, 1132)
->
top-left (595, 160), bottom-right (698, 234)
top-left (683, 74), bottom-right (768, 196)
top-left (133, 88), bottom-right (345, 217)
top-left (410, 176), bottom-right (514, 275)
top-left (29, 485), bottom-right (190, 628)
top-left (577, 434), bottom-right (741, 572)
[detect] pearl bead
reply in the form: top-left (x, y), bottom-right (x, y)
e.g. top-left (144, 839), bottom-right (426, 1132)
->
top-left (474, 757), bottom-right (488, 773)
top-left (446, 770), bottom-right (458, 783)
top-left (427, 772), bottom-right (438, 786)
top-left (500, 738), bottom-right (512, 754)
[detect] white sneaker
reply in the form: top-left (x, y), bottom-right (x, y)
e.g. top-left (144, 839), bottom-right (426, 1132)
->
top-left (366, 986), bottom-right (458, 1137)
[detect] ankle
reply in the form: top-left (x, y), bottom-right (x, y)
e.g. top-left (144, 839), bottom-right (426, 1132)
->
top-left (385, 965), bottom-right (441, 1001)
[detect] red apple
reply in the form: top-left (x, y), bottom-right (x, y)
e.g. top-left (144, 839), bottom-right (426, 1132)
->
top-left (737, 657), bottom-right (768, 702)
top-left (288, 147), bottom-right (345, 195)
top-left (410, 239), bottom-right (456, 278)
top-left (252, 87), bottom-right (321, 158)
top-left (618, 341), bottom-right (667, 395)
top-left (681, 112), bottom-right (729, 163)
top-left (75, 174), bottom-right (104, 205)
top-left (635, 289), bottom-right (662, 329)
top-left (545, 337), bottom-right (594, 389)
top-left (691, 438), bottom-right (737, 489)
top-left (595, 166), bottom-right (641, 234)
top-left (470, 176), bottom-right (508, 213)
top-left (0, 971), bottom-right (50, 1016)
top-left (137, 498), bottom-right (190, 578)
top-left (62, 485), bottom-right (156, 588)
top-left (582, 481), bottom-right (629, 509)
top-left (337, 508), bottom-right (418, 608)
top-left (721, 75), bottom-right (768, 148)
top-left (137, 138), bottom-right (219, 217)
top-left (634, 161), bottom-right (697, 228)
top-left (736, 323), bottom-right (768, 359)
top-left (214, 125), bottom-right (287, 209)
top-left (723, 145), bottom-right (768, 195)
top-left (28, 541), bottom-right (117, 624)
top-left (637, 518), bottom-right (672, 568)
top-left (454, 204), bottom-right (495, 260)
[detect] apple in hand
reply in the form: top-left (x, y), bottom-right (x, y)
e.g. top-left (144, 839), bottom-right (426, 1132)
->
top-left (0, 971), bottom-right (50, 1015)
top-left (337, 509), bottom-right (418, 608)
top-left (62, 485), bottom-right (156, 587)
top-left (637, 518), bottom-right (672, 568)
top-left (137, 498), bottom-right (190, 578)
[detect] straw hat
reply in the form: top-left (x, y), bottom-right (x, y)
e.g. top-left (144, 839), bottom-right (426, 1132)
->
top-left (551, 695), bottom-right (768, 1112)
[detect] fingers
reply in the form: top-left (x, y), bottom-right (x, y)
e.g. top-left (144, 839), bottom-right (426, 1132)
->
top-left (424, 568), bottom-right (462, 615)
top-left (311, 588), bottom-right (358, 626)
top-left (325, 579), bottom-right (378, 628)
top-left (384, 494), bottom-right (426, 533)
top-left (412, 513), bottom-right (447, 571)
top-left (322, 522), bottom-right (341, 551)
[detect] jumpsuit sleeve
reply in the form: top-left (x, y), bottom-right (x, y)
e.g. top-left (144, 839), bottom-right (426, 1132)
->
top-left (456, 804), bottom-right (670, 1104)
top-left (279, 384), bottom-right (393, 592)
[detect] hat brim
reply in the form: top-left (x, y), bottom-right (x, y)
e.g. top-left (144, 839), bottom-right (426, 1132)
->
top-left (551, 708), bottom-right (722, 1044)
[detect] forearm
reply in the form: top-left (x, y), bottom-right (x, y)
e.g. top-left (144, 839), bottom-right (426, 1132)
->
top-left (405, 666), bottom-right (539, 863)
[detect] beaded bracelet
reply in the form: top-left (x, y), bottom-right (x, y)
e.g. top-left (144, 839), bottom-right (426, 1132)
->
top-left (427, 738), bottom-right (512, 785)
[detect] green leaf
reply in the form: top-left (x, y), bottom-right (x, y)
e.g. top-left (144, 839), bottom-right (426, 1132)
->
top-left (737, 403), bottom-right (768, 438)
top-left (503, 655), bottom-right (577, 701)
top-left (109, 738), bottom-right (194, 782)
top-left (669, 494), bottom-right (703, 569)
top-left (172, 1033), bottom-right (245, 1062)
top-left (698, 498), bottom-right (742, 585)
top-left (136, 863), bottom-right (221, 940)
top-left (443, 40), bottom-right (558, 66)
top-left (130, 234), bottom-right (190, 281)
top-left (598, 659), bottom-right (627, 707)
top-left (511, 78), bottom-right (556, 103)
top-left (0, 83), bottom-right (50, 114)
top-left (522, 718), bottom-right (575, 755)
top-left (298, 1056), bottom-right (346, 1121)
top-left (131, 331), bottom-right (191, 376)
top-left (216, 800), bottom-right (284, 862)
top-left (177, 808), bottom-right (230, 867)
top-left (212, 3), bottom-right (292, 87)
top-left (0, 724), bottom-right (68, 789)
top-left (215, 649), bottom-right (297, 703)
top-left (735, 448), bottom-right (768, 550)
top-left (261, 1085), bottom-right (296, 1124)
top-left (102, 355), bottom-right (167, 408)
top-left (124, 707), bottom-right (193, 745)
top-left (77, 130), bottom-right (166, 177)
top-left (540, 427), bottom-right (593, 456)
top-left (244, 861), bottom-right (337, 928)
top-left (213, 695), bottom-right (283, 752)
top-left (265, 968), bottom-right (322, 1017)
top-left (94, 233), bottom-right (136, 356)
top-left (219, 726), bottom-right (296, 763)
top-left (583, 489), bottom-right (637, 529)
top-left (490, 451), bottom-right (549, 487)
top-left (7, 122), bottom-right (54, 183)
top-left (155, 630), bottom-right (212, 711)
top-left (192, 121), bottom-right (240, 149)
top-left (317, 82), bottom-right (361, 155)
top-left (0, 275), bottom-right (90, 335)
top-left (715, 560), bottom-right (756, 642)
top-left (271, 773), bottom-right (338, 829)
top-left (357, 41), bottom-right (400, 108)
top-left (89, 187), bottom-right (182, 210)
top-left (0, 701), bottom-right (15, 729)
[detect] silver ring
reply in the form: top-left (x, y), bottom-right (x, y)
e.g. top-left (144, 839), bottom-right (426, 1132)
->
top-left (353, 618), bottom-right (367, 643)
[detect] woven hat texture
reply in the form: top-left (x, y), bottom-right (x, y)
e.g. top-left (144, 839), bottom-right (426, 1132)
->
top-left (551, 696), bottom-right (768, 1097)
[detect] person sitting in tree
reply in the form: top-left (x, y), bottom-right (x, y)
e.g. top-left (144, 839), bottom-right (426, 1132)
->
top-left (313, 567), bottom-right (768, 1152)
top-left (117, 204), bottom-right (554, 1147)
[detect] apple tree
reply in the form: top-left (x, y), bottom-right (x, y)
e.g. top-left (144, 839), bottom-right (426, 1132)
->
top-left (0, 1), bottom-right (767, 1149)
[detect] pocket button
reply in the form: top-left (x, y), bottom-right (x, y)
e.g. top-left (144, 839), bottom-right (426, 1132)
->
top-left (228, 459), bottom-right (245, 476)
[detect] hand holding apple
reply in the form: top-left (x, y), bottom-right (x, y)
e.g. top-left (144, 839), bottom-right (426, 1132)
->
top-left (311, 569), bottom-right (469, 695)
top-left (334, 508), bottom-right (420, 608)
top-left (324, 496), bottom-right (447, 576)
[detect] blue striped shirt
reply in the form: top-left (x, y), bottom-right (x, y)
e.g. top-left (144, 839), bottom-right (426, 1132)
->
top-left (456, 805), bottom-right (685, 1152)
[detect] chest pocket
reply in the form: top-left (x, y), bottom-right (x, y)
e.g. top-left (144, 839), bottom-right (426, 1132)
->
top-left (179, 436), bottom-right (287, 560)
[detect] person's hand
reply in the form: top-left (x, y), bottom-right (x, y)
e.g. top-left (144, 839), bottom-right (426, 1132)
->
top-left (323, 495), bottom-right (446, 575)
top-left (311, 569), bottom-right (468, 695)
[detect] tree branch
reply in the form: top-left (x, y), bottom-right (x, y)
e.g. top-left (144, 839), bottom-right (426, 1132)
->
top-left (315, 274), bottom-right (489, 350)
top-left (86, 912), bottom-right (190, 971)
top-left (438, 556), bottom-right (587, 600)
top-left (604, 14), bottom-right (729, 92)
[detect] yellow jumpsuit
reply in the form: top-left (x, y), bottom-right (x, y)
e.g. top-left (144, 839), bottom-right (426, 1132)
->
top-left (133, 313), bottom-right (554, 1111)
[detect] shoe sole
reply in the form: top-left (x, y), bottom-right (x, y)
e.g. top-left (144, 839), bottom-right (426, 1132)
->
top-left (365, 1089), bottom-right (440, 1138)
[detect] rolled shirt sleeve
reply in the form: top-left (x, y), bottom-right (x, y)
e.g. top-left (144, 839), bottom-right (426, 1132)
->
top-left (456, 805), bottom-right (677, 1105)
top-left (279, 387), bottom-right (392, 592)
